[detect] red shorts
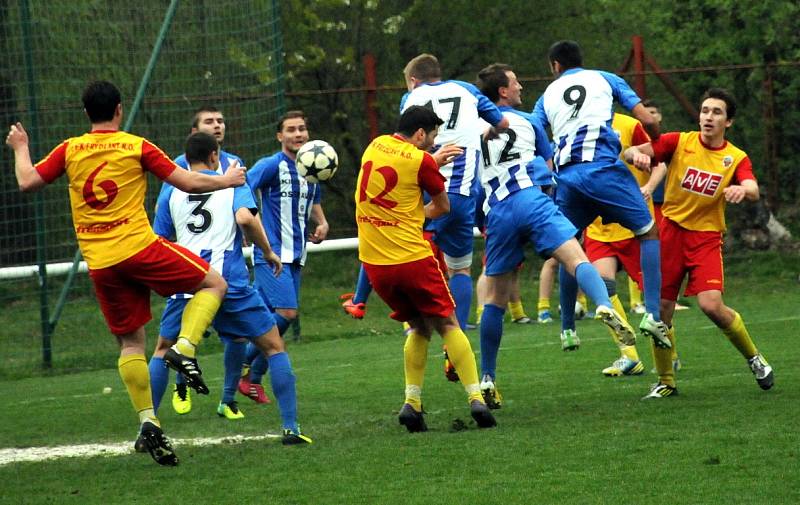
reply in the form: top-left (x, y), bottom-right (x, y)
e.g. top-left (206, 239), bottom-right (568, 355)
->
top-left (423, 230), bottom-right (448, 278)
top-left (363, 256), bottom-right (454, 322)
top-left (653, 204), bottom-right (664, 228)
top-left (660, 218), bottom-right (724, 300)
top-left (89, 237), bottom-right (210, 334)
top-left (584, 235), bottom-right (643, 287)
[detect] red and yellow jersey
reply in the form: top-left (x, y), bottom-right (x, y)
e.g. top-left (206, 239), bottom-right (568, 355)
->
top-left (356, 134), bottom-right (445, 265)
top-left (586, 113), bottom-right (653, 242)
top-left (653, 131), bottom-right (755, 232)
top-left (35, 130), bottom-right (177, 269)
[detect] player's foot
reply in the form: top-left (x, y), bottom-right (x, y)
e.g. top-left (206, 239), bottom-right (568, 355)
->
top-left (340, 294), bottom-right (366, 319)
top-left (163, 347), bottom-right (209, 395)
top-left (642, 382), bottom-right (678, 400)
top-left (602, 356), bottom-right (645, 376)
top-left (138, 420), bottom-right (178, 466)
top-left (560, 329), bottom-right (580, 351)
top-left (217, 401), bottom-right (245, 420)
top-left (133, 433), bottom-right (147, 453)
top-left (512, 315), bottom-right (532, 324)
top-left (747, 354), bottom-right (774, 390)
top-left (238, 377), bottom-right (271, 404)
top-left (479, 374), bottom-right (503, 409)
top-left (638, 313), bottom-right (671, 349)
top-left (596, 306), bottom-right (636, 346)
top-left (630, 302), bottom-right (646, 315)
top-left (574, 301), bottom-right (587, 320)
top-left (398, 403), bottom-right (427, 433)
top-left (537, 310), bottom-right (553, 324)
top-left (171, 384), bottom-right (191, 415)
top-left (282, 427), bottom-right (313, 445)
top-left (443, 349), bottom-right (460, 382)
top-left (470, 400), bottom-right (497, 428)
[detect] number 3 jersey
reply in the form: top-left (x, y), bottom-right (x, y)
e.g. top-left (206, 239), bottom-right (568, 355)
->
top-left (400, 80), bottom-right (504, 196)
top-left (355, 134), bottom-right (445, 265)
top-left (153, 171), bottom-right (256, 291)
top-left (533, 68), bottom-right (641, 169)
top-left (34, 130), bottom-right (177, 269)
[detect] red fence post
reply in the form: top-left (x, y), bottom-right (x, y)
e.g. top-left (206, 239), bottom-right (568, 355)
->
top-left (363, 52), bottom-right (379, 141)
top-left (632, 35), bottom-right (646, 98)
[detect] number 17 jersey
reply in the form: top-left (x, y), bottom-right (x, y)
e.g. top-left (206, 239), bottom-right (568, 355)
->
top-left (355, 134), bottom-right (445, 265)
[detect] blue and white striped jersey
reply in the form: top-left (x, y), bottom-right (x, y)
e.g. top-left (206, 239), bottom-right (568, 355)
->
top-left (247, 151), bottom-right (321, 266)
top-left (480, 107), bottom-right (553, 214)
top-left (400, 80), bottom-right (504, 196)
top-left (154, 170), bottom-right (257, 295)
top-left (532, 68), bottom-right (641, 169)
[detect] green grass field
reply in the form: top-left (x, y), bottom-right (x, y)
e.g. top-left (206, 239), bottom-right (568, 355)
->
top-left (0, 250), bottom-right (798, 504)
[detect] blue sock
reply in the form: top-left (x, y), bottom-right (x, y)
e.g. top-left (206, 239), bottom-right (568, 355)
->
top-left (479, 303), bottom-right (505, 380)
top-left (353, 265), bottom-right (373, 304)
top-left (449, 273), bottom-right (473, 330)
top-left (559, 264), bottom-right (578, 331)
top-left (148, 356), bottom-right (169, 414)
top-left (250, 354), bottom-right (269, 384)
top-left (575, 261), bottom-right (612, 308)
top-left (274, 313), bottom-right (291, 335)
top-left (222, 341), bottom-right (247, 404)
top-left (267, 352), bottom-right (298, 432)
top-left (640, 239), bottom-right (662, 320)
top-left (244, 342), bottom-right (261, 367)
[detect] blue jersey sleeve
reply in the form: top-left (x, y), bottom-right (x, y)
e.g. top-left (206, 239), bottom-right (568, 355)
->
top-left (531, 96), bottom-right (549, 129)
top-left (153, 186), bottom-right (176, 239)
top-left (453, 80), bottom-right (504, 126)
top-left (246, 155), bottom-right (279, 194)
top-left (531, 118), bottom-right (553, 160)
top-left (399, 92), bottom-right (410, 113)
top-left (600, 71), bottom-right (641, 111)
top-left (313, 184), bottom-right (322, 205)
top-left (233, 183), bottom-right (257, 212)
top-left (173, 154), bottom-right (189, 170)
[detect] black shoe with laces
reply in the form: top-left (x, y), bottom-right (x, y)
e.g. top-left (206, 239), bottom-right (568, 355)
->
top-left (398, 403), bottom-right (428, 433)
top-left (470, 400), bottom-right (497, 428)
top-left (163, 347), bottom-right (209, 395)
top-left (138, 420), bottom-right (178, 466)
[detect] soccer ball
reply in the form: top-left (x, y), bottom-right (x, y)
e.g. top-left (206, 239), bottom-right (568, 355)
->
top-left (295, 140), bottom-right (338, 183)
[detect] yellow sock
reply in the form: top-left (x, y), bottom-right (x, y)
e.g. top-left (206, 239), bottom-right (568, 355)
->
top-left (441, 327), bottom-right (482, 404)
top-left (508, 300), bottom-right (527, 321)
top-left (118, 354), bottom-right (157, 424)
top-left (651, 326), bottom-right (676, 387)
top-left (475, 304), bottom-right (484, 326)
top-left (577, 292), bottom-right (588, 308)
top-left (537, 297), bottom-right (551, 313)
top-left (403, 331), bottom-right (429, 411)
top-left (608, 295), bottom-right (639, 360)
top-left (722, 311), bottom-right (757, 359)
top-left (670, 327), bottom-right (679, 362)
top-left (628, 277), bottom-right (642, 307)
top-left (176, 290), bottom-right (222, 358)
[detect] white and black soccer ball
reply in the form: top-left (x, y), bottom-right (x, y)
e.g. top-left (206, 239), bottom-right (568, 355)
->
top-left (295, 140), bottom-right (338, 183)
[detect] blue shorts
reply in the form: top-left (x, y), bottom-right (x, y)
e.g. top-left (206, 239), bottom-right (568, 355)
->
top-left (427, 193), bottom-right (475, 258)
top-left (255, 262), bottom-right (302, 310)
top-left (484, 187), bottom-right (578, 276)
top-left (159, 287), bottom-right (275, 342)
top-left (555, 161), bottom-right (653, 234)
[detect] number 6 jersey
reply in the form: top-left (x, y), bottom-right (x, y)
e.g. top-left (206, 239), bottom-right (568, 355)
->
top-left (355, 134), bottom-right (445, 265)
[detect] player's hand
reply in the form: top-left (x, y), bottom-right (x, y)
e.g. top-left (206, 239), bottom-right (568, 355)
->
top-left (308, 222), bottom-right (329, 244)
top-left (221, 160), bottom-right (246, 187)
top-left (723, 185), bottom-right (747, 204)
top-left (432, 144), bottom-right (462, 166)
top-left (265, 250), bottom-right (283, 277)
top-left (630, 150), bottom-right (652, 172)
top-left (5, 122), bottom-right (29, 150)
top-left (640, 185), bottom-right (652, 201)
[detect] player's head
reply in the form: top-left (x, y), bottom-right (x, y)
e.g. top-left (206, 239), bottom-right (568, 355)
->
top-left (82, 80), bottom-right (122, 124)
top-left (477, 63), bottom-right (522, 107)
top-left (699, 88), bottom-right (736, 139)
top-left (277, 110), bottom-right (309, 156)
top-left (548, 40), bottom-right (583, 76)
top-left (192, 106), bottom-right (226, 143)
top-left (396, 105), bottom-right (443, 151)
top-left (185, 131), bottom-right (219, 168)
top-left (641, 98), bottom-right (662, 124)
top-left (404, 54), bottom-right (441, 91)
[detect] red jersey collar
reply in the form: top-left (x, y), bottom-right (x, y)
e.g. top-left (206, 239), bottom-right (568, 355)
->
top-left (698, 134), bottom-right (727, 151)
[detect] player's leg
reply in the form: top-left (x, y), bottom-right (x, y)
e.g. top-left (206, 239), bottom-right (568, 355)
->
top-left (474, 264), bottom-right (488, 326)
top-left (217, 338), bottom-right (247, 420)
top-left (434, 193), bottom-right (476, 331)
top-left (537, 257), bottom-right (558, 323)
top-left (508, 267), bottom-right (531, 323)
top-left (480, 272), bottom-right (512, 408)
top-left (628, 276), bottom-right (645, 314)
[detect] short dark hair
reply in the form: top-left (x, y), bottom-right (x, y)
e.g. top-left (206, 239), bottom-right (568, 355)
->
top-left (82, 80), bottom-right (121, 123)
top-left (192, 106), bottom-right (222, 128)
top-left (396, 105), bottom-right (443, 137)
top-left (404, 54), bottom-right (441, 82)
top-left (548, 40), bottom-right (583, 70)
top-left (701, 88), bottom-right (737, 119)
top-left (185, 131), bottom-right (219, 164)
top-left (477, 63), bottom-right (513, 103)
top-left (277, 110), bottom-right (306, 132)
top-left (641, 98), bottom-right (659, 110)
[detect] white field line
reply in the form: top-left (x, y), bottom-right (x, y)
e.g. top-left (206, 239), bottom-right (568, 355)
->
top-left (0, 433), bottom-right (279, 467)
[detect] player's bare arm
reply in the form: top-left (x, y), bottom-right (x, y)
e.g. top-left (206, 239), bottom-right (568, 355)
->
top-left (723, 179), bottom-right (759, 204)
top-left (431, 144), bottom-right (463, 166)
top-left (308, 203), bottom-right (329, 244)
top-left (623, 143), bottom-right (655, 172)
top-left (641, 162), bottom-right (667, 201)
top-left (166, 159), bottom-right (246, 193)
top-left (235, 207), bottom-right (282, 277)
top-left (483, 116), bottom-right (510, 141)
top-left (631, 103), bottom-right (660, 141)
top-left (6, 122), bottom-right (47, 192)
top-left (424, 190), bottom-right (450, 220)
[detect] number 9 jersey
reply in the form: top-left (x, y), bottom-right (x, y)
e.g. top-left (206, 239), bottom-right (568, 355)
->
top-left (355, 134), bottom-right (445, 265)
